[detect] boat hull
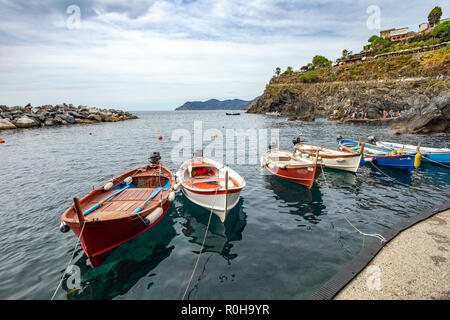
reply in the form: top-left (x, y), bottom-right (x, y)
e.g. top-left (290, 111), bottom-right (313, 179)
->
top-left (66, 200), bottom-right (172, 267)
top-left (376, 141), bottom-right (450, 164)
top-left (264, 164), bottom-right (321, 189)
top-left (338, 139), bottom-right (416, 172)
top-left (181, 187), bottom-right (242, 222)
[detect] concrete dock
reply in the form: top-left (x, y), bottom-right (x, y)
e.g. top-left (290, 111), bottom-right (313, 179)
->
top-left (334, 209), bottom-right (449, 300)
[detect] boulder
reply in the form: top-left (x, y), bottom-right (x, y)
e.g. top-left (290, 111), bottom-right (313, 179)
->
top-left (0, 118), bottom-right (16, 130)
top-left (11, 115), bottom-right (37, 128)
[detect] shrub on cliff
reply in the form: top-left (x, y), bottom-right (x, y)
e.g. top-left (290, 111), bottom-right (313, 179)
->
top-left (432, 20), bottom-right (450, 42)
top-left (298, 71), bottom-right (319, 83)
top-left (312, 55), bottom-right (331, 68)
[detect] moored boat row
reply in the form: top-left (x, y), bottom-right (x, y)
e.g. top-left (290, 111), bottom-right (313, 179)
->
top-left (59, 135), bottom-right (448, 267)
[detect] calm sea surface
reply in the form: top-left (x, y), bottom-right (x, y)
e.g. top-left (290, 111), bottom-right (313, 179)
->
top-left (0, 111), bottom-right (448, 300)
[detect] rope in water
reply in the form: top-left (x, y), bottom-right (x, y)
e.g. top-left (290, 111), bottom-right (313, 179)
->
top-left (368, 161), bottom-right (421, 190)
top-left (181, 187), bottom-right (219, 300)
top-left (320, 164), bottom-right (386, 244)
top-left (51, 220), bottom-right (86, 300)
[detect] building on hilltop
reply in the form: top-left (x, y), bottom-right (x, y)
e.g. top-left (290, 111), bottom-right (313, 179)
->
top-left (381, 17), bottom-right (449, 40)
top-left (380, 27), bottom-right (417, 41)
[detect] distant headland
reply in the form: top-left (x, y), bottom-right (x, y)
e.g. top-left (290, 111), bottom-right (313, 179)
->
top-left (175, 99), bottom-right (251, 111)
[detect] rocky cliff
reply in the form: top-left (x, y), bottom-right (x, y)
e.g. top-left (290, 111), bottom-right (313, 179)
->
top-left (247, 78), bottom-right (449, 122)
top-left (247, 45), bottom-right (450, 132)
top-left (0, 103), bottom-right (138, 131)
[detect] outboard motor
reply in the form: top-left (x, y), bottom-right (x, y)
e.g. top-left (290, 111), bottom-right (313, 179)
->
top-left (368, 136), bottom-right (377, 145)
top-left (292, 133), bottom-right (304, 146)
top-left (149, 152), bottom-right (161, 165)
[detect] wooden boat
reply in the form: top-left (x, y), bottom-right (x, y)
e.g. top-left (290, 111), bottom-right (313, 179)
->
top-left (261, 148), bottom-right (321, 189)
top-left (226, 112), bottom-right (240, 115)
top-left (294, 142), bottom-right (364, 173)
top-left (60, 153), bottom-right (176, 267)
top-left (373, 140), bottom-right (450, 165)
top-left (337, 138), bottom-right (420, 172)
top-left (176, 156), bottom-right (246, 223)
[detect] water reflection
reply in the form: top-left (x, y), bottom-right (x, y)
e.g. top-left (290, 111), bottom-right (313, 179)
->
top-left (64, 210), bottom-right (177, 300)
top-left (264, 175), bottom-right (325, 224)
top-left (177, 196), bottom-right (247, 262)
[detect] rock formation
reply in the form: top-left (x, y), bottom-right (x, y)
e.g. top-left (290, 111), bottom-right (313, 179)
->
top-left (0, 103), bottom-right (138, 131)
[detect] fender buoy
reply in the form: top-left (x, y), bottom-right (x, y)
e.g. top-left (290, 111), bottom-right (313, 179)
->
top-left (168, 191), bottom-right (175, 202)
top-left (103, 181), bottom-right (114, 191)
top-left (144, 207), bottom-right (164, 225)
top-left (158, 135), bottom-right (163, 140)
top-left (414, 152), bottom-right (422, 168)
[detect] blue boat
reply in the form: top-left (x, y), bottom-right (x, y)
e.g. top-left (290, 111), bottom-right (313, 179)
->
top-left (373, 140), bottom-right (450, 165)
top-left (337, 138), bottom-right (419, 172)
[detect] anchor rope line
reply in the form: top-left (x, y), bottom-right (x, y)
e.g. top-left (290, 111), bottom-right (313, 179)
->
top-left (320, 164), bottom-right (386, 243)
top-left (368, 161), bottom-right (420, 190)
top-left (51, 220), bottom-right (86, 300)
top-left (181, 187), bottom-right (219, 300)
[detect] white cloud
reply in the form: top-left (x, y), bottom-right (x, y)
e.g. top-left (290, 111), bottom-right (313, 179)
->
top-left (0, 0), bottom-right (449, 109)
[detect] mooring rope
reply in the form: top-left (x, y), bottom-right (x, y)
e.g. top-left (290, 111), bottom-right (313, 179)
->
top-left (181, 187), bottom-right (219, 300)
top-left (368, 161), bottom-right (420, 190)
top-left (320, 164), bottom-right (386, 244)
top-left (51, 220), bottom-right (87, 300)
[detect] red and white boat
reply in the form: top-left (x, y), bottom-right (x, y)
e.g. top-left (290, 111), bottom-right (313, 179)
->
top-left (261, 148), bottom-right (321, 189)
top-left (60, 153), bottom-right (176, 267)
top-left (176, 156), bottom-right (246, 223)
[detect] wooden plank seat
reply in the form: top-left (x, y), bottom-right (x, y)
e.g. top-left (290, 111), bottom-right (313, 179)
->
top-left (81, 188), bottom-right (167, 220)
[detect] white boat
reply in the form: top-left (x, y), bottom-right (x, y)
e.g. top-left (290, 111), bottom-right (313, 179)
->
top-left (176, 156), bottom-right (246, 222)
top-left (294, 142), bottom-right (364, 173)
top-left (265, 111), bottom-right (281, 116)
top-left (373, 140), bottom-right (450, 164)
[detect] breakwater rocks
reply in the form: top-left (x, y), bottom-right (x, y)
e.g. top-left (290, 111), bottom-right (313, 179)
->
top-left (0, 103), bottom-right (138, 130)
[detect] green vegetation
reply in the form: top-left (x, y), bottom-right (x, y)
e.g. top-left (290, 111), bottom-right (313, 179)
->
top-left (312, 55), bottom-right (332, 68)
top-left (432, 20), bottom-right (450, 42)
top-left (428, 6), bottom-right (442, 27)
top-left (298, 71), bottom-right (319, 83)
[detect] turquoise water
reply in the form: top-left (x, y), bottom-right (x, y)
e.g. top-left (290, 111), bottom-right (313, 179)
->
top-left (0, 111), bottom-right (448, 300)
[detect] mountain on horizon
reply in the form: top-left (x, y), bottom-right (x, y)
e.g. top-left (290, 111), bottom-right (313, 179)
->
top-left (175, 98), bottom-right (251, 111)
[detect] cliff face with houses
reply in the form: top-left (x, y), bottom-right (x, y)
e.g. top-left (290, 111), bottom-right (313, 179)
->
top-left (247, 41), bottom-right (450, 133)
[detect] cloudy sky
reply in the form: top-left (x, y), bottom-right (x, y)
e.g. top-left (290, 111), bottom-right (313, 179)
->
top-left (0, 0), bottom-right (448, 110)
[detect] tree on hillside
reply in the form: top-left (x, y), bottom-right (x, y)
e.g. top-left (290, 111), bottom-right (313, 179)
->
top-left (432, 20), bottom-right (450, 42)
top-left (428, 6), bottom-right (442, 27)
top-left (342, 49), bottom-right (349, 59)
top-left (312, 55), bottom-right (331, 68)
top-left (275, 67), bottom-right (281, 77)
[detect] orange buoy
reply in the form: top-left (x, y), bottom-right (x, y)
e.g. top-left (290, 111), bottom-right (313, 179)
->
top-left (158, 135), bottom-right (163, 140)
top-left (0, 140), bottom-right (5, 144)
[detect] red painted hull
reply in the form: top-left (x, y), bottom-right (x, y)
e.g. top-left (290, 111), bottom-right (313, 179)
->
top-left (69, 201), bottom-right (172, 266)
top-left (265, 165), bottom-right (321, 189)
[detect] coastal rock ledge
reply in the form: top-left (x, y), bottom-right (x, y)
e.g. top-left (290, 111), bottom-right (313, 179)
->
top-left (0, 103), bottom-right (138, 130)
